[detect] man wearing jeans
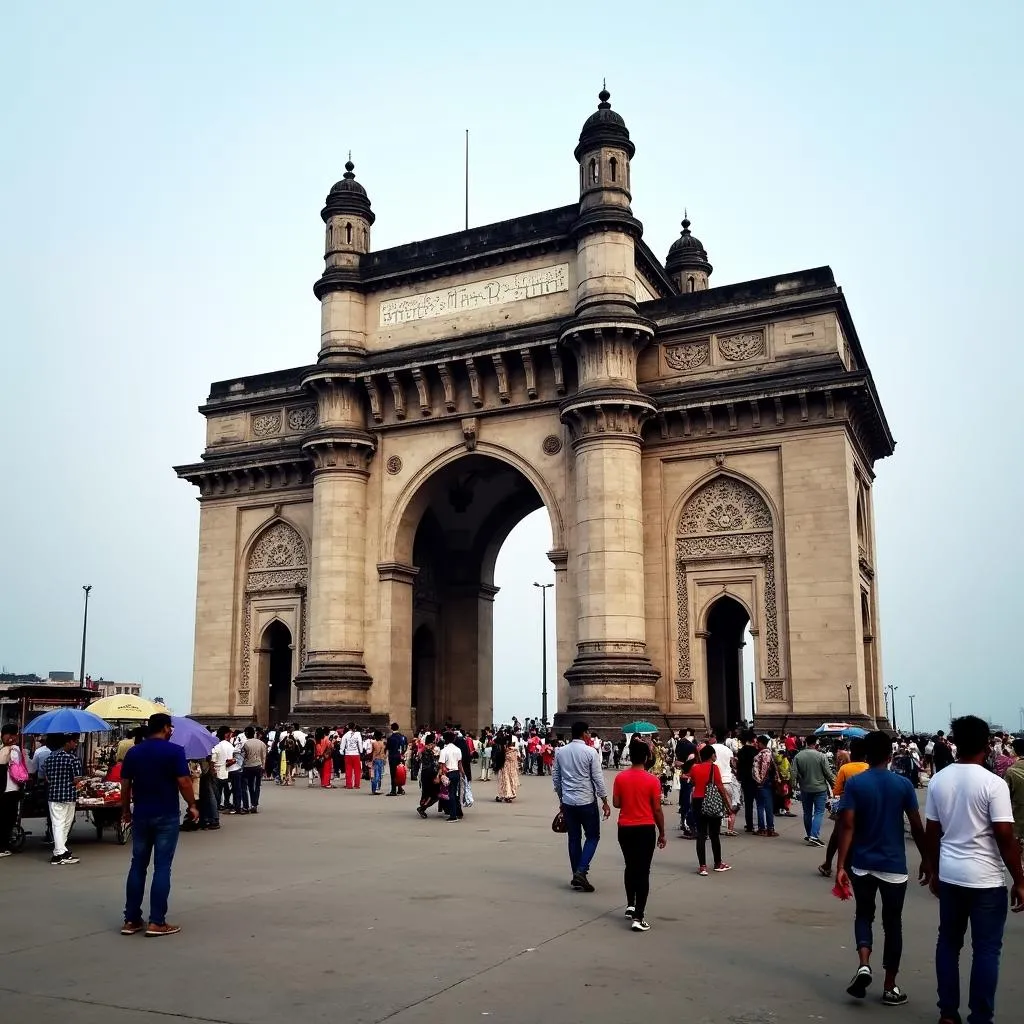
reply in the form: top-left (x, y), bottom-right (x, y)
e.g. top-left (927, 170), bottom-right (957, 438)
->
top-left (925, 715), bottom-right (1024, 1024)
top-left (836, 730), bottom-right (928, 1006)
top-left (553, 721), bottom-right (611, 893)
top-left (240, 727), bottom-right (267, 813)
top-left (120, 713), bottom-right (198, 937)
top-left (790, 735), bottom-right (835, 846)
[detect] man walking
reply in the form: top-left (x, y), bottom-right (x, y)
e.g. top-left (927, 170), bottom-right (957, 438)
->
top-left (121, 713), bottom-right (198, 936)
top-left (835, 730), bottom-right (929, 1006)
top-left (925, 716), bottom-right (1024, 1024)
top-left (438, 732), bottom-right (463, 821)
top-left (791, 734), bottom-right (835, 846)
top-left (736, 730), bottom-right (758, 834)
top-left (41, 733), bottom-right (84, 865)
top-left (340, 723), bottom-right (363, 789)
top-left (386, 722), bottom-right (408, 796)
top-left (553, 721), bottom-right (611, 893)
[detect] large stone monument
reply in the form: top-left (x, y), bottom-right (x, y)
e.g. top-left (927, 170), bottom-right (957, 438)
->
top-left (176, 89), bottom-right (893, 734)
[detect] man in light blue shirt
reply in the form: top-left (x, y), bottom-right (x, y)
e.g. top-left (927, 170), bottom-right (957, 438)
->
top-left (553, 721), bottom-right (610, 892)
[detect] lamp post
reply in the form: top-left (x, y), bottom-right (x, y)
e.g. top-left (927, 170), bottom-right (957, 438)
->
top-left (533, 582), bottom-right (553, 726)
top-left (79, 585), bottom-right (93, 687)
top-left (908, 694), bottom-right (917, 735)
top-left (887, 683), bottom-right (898, 733)
top-left (846, 683), bottom-right (852, 717)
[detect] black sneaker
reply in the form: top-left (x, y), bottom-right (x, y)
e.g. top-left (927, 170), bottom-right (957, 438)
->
top-left (630, 918), bottom-right (651, 932)
top-left (846, 966), bottom-right (873, 999)
top-left (571, 871), bottom-right (595, 893)
top-left (881, 986), bottom-right (908, 1007)
top-left (416, 806), bottom-right (428, 819)
top-left (50, 854), bottom-right (64, 866)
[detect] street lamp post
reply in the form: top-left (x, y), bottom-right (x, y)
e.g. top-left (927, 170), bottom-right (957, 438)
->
top-left (846, 683), bottom-right (852, 717)
top-left (887, 683), bottom-right (898, 733)
top-left (908, 694), bottom-right (917, 735)
top-left (533, 582), bottom-right (553, 727)
top-left (79, 585), bottom-right (93, 687)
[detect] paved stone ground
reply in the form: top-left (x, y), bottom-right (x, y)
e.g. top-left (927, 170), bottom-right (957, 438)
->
top-left (1, 772), bottom-right (1021, 1023)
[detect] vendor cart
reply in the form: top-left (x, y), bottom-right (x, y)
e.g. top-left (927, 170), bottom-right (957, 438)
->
top-left (9, 779), bottom-right (130, 851)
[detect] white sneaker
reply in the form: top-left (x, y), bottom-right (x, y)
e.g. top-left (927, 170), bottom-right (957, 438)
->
top-left (0, 850), bottom-right (12, 858)
top-left (631, 918), bottom-right (651, 932)
top-left (624, 905), bottom-right (635, 918)
top-left (59, 854), bottom-right (80, 865)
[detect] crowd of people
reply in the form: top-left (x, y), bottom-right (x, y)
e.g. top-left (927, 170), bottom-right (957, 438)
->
top-left (2, 711), bottom-right (1024, 1021)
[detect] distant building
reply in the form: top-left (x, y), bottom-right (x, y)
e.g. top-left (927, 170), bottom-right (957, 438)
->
top-left (48, 670), bottom-right (75, 682)
top-left (91, 678), bottom-right (143, 698)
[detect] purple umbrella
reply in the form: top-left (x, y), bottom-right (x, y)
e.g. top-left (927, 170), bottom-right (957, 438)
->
top-left (170, 716), bottom-right (218, 759)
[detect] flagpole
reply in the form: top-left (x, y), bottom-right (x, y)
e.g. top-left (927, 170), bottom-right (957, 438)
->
top-left (464, 129), bottom-right (469, 230)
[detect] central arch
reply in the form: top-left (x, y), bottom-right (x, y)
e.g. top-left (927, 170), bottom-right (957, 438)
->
top-left (395, 451), bottom-right (556, 731)
top-left (703, 595), bottom-right (749, 733)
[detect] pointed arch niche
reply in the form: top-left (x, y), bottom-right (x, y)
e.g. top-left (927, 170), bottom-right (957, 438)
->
top-left (239, 519), bottom-right (308, 719)
top-left (674, 475), bottom-right (786, 718)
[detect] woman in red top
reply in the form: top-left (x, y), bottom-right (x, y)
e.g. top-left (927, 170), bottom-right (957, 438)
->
top-left (690, 744), bottom-right (733, 876)
top-left (612, 739), bottom-right (667, 932)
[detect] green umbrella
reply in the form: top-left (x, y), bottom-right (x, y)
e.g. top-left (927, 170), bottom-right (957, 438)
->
top-left (622, 721), bottom-right (659, 734)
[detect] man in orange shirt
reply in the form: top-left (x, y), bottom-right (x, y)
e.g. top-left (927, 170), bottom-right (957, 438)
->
top-left (820, 737), bottom-right (868, 877)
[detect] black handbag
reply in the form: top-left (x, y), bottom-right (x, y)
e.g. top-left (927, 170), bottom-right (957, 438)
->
top-left (701, 767), bottom-right (725, 818)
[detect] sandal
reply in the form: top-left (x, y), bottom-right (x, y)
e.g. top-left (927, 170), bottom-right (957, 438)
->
top-left (723, 830), bottom-right (738, 837)
top-left (818, 864), bottom-right (832, 877)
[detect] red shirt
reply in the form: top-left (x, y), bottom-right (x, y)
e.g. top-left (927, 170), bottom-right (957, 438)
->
top-left (690, 761), bottom-right (722, 799)
top-left (613, 767), bottom-right (662, 826)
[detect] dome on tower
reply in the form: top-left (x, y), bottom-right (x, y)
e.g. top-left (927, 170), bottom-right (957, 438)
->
top-left (574, 86), bottom-right (635, 161)
top-left (321, 159), bottom-right (376, 224)
top-left (665, 215), bottom-right (712, 277)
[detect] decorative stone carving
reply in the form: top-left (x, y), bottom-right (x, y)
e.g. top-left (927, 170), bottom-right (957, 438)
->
top-left (287, 406), bottom-right (318, 431)
top-left (386, 455), bottom-right (403, 475)
top-left (763, 680), bottom-right (785, 702)
top-left (717, 331), bottom-right (765, 361)
top-left (461, 417), bottom-right (478, 451)
top-left (238, 689), bottom-right (251, 706)
top-left (240, 521), bottom-right (308, 700)
top-left (664, 340), bottom-right (709, 371)
top-left (676, 475), bottom-right (782, 690)
top-left (252, 412), bottom-right (282, 437)
top-left (542, 434), bottom-right (563, 456)
top-left (675, 681), bottom-right (694, 702)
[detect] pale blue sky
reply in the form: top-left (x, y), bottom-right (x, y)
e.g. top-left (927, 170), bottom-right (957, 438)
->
top-left (2, 2), bottom-right (1021, 731)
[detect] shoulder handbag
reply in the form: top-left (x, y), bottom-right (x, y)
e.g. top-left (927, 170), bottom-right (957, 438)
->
top-left (9, 747), bottom-right (29, 786)
top-left (701, 766), bottom-right (725, 818)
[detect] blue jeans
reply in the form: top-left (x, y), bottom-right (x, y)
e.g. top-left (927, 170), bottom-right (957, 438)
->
top-left (446, 771), bottom-right (462, 818)
top-left (756, 784), bottom-right (775, 832)
top-left (563, 801), bottom-right (600, 876)
top-left (850, 871), bottom-right (907, 970)
top-left (242, 766), bottom-right (261, 809)
top-left (936, 882), bottom-right (1008, 1024)
top-left (372, 760), bottom-right (384, 793)
top-left (801, 791), bottom-right (827, 839)
top-left (230, 771), bottom-right (246, 810)
top-left (124, 814), bottom-right (180, 926)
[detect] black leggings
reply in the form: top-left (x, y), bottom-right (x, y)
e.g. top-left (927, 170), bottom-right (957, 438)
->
top-left (618, 825), bottom-right (657, 918)
top-left (694, 798), bottom-right (722, 868)
top-left (0, 791), bottom-right (19, 852)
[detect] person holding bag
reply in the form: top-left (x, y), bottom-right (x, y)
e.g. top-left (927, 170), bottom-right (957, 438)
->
top-left (0, 724), bottom-right (28, 858)
top-left (689, 744), bottom-right (733, 876)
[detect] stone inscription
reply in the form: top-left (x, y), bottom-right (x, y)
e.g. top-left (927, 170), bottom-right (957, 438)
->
top-left (379, 263), bottom-right (569, 327)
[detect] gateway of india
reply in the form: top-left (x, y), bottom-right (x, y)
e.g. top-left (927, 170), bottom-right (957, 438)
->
top-left (176, 89), bottom-right (894, 735)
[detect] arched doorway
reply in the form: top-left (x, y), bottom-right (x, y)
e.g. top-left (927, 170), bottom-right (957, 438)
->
top-left (258, 620), bottom-right (294, 726)
top-left (704, 596), bottom-right (749, 734)
top-left (402, 453), bottom-right (555, 732)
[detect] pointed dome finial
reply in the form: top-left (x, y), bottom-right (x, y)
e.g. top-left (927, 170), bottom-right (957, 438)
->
top-left (344, 153), bottom-right (355, 178)
top-left (598, 81), bottom-right (611, 108)
top-left (681, 209), bottom-right (691, 233)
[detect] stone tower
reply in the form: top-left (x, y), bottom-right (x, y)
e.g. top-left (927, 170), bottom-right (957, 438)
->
top-left (558, 87), bottom-right (662, 724)
top-left (292, 159), bottom-right (377, 718)
top-left (665, 214), bottom-right (712, 293)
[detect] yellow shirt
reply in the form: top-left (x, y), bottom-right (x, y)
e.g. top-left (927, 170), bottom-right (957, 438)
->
top-left (833, 761), bottom-right (868, 797)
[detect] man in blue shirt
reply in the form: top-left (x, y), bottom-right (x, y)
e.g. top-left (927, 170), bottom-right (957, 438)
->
top-left (386, 721), bottom-right (407, 796)
top-left (836, 730), bottom-right (930, 1007)
top-left (120, 713), bottom-right (197, 937)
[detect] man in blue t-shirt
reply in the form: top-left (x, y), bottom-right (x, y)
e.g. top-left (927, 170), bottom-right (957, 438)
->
top-left (120, 713), bottom-right (197, 937)
top-left (836, 730), bottom-right (929, 1007)
top-left (386, 721), bottom-right (408, 796)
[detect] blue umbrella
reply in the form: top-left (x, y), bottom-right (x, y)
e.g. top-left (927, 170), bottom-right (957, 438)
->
top-left (814, 722), bottom-right (867, 739)
top-left (170, 716), bottom-right (218, 759)
top-left (23, 707), bottom-right (111, 734)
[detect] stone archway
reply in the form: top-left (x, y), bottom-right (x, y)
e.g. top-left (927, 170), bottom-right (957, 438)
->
top-left (675, 475), bottom-right (784, 725)
top-left (239, 520), bottom-right (308, 716)
top-left (257, 619), bottom-right (294, 726)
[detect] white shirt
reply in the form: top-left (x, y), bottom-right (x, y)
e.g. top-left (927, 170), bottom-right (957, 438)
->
top-left (230, 735), bottom-right (244, 771)
top-left (712, 743), bottom-right (735, 783)
top-left (439, 743), bottom-right (462, 772)
top-left (212, 739), bottom-right (234, 780)
top-left (341, 730), bottom-right (363, 755)
top-left (292, 730), bottom-right (307, 747)
top-left (925, 762), bottom-right (1014, 888)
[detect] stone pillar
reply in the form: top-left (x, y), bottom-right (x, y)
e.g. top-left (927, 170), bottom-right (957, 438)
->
top-left (293, 376), bottom-right (378, 724)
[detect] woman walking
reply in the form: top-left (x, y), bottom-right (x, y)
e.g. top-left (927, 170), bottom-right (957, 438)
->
top-left (0, 724), bottom-right (26, 858)
top-left (689, 745), bottom-right (733, 876)
top-left (315, 729), bottom-right (333, 789)
top-left (496, 729), bottom-right (520, 803)
top-left (613, 739), bottom-right (667, 931)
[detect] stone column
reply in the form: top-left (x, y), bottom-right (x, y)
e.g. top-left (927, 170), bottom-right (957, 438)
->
top-left (293, 375), bottom-right (377, 723)
top-left (557, 325), bottom-right (661, 732)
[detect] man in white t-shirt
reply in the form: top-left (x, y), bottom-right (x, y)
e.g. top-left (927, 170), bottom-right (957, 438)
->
top-left (711, 733), bottom-right (739, 835)
top-left (438, 732), bottom-right (463, 822)
top-left (340, 723), bottom-right (363, 789)
top-left (925, 715), bottom-right (1024, 1024)
top-left (212, 727), bottom-right (236, 811)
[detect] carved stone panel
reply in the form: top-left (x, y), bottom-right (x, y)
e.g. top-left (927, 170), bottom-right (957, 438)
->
top-left (664, 340), bottom-right (709, 371)
top-left (252, 412), bottom-right (282, 438)
top-left (717, 331), bottom-right (765, 361)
